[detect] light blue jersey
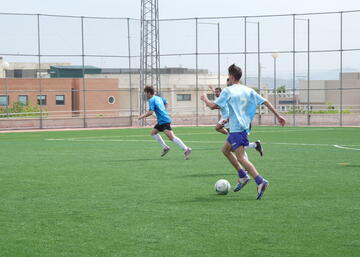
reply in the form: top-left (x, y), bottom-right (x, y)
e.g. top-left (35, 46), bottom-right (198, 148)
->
top-left (214, 84), bottom-right (265, 133)
top-left (220, 104), bottom-right (229, 120)
top-left (148, 96), bottom-right (172, 125)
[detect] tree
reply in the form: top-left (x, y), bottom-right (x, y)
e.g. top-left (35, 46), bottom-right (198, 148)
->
top-left (276, 85), bottom-right (287, 93)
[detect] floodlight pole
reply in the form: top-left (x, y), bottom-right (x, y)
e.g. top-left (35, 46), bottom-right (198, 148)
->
top-left (140, 0), bottom-right (161, 126)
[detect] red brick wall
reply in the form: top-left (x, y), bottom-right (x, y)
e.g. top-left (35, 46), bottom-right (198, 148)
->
top-left (0, 78), bottom-right (121, 117)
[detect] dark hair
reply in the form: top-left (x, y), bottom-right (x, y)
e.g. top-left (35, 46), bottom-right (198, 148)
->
top-left (228, 64), bottom-right (242, 81)
top-left (215, 87), bottom-right (222, 92)
top-left (144, 86), bottom-right (155, 95)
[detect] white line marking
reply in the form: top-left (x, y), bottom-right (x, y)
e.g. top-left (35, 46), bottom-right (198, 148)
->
top-left (45, 138), bottom-right (360, 149)
top-left (45, 128), bottom-right (337, 141)
top-left (333, 145), bottom-right (360, 151)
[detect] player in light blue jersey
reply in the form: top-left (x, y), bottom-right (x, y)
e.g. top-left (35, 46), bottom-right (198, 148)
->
top-left (138, 86), bottom-right (192, 160)
top-left (208, 82), bottom-right (263, 157)
top-left (201, 64), bottom-right (286, 200)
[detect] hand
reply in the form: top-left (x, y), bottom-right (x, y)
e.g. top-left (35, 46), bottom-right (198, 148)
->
top-left (221, 119), bottom-right (228, 125)
top-left (208, 85), bottom-right (214, 90)
top-left (200, 94), bottom-right (207, 101)
top-left (277, 116), bottom-right (286, 127)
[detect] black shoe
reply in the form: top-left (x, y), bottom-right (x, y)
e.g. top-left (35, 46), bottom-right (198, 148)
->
top-left (255, 140), bottom-right (263, 157)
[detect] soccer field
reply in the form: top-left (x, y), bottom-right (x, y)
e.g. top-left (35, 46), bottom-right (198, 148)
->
top-left (0, 126), bottom-right (359, 257)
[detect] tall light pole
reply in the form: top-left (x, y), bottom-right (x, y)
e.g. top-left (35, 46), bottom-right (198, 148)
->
top-left (271, 50), bottom-right (279, 125)
top-left (140, 0), bottom-right (161, 126)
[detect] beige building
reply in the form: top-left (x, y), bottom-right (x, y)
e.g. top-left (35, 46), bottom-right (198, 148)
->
top-left (299, 72), bottom-right (360, 112)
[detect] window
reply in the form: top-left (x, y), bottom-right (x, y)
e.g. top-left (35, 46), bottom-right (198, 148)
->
top-left (279, 100), bottom-right (295, 105)
top-left (0, 95), bottom-right (9, 106)
top-left (108, 96), bottom-right (115, 104)
top-left (56, 95), bottom-right (65, 105)
top-left (18, 95), bottom-right (28, 105)
top-left (14, 69), bottom-right (22, 78)
top-left (37, 95), bottom-right (46, 106)
top-left (207, 94), bottom-right (215, 101)
top-left (176, 94), bottom-right (191, 101)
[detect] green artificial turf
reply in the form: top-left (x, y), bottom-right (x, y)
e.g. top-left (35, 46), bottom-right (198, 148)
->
top-left (0, 126), bottom-right (359, 257)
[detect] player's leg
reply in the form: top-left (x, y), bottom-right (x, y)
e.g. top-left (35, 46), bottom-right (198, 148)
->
top-left (222, 141), bottom-right (250, 192)
top-left (234, 146), bottom-right (269, 199)
top-left (245, 140), bottom-right (263, 156)
top-left (151, 126), bottom-right (170, 156)
top-left (163, 128), bottom-right (192, 160)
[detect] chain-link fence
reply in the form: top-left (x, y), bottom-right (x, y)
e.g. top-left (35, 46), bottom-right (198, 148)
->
top-left (1, 10), bottom-right (360, 130)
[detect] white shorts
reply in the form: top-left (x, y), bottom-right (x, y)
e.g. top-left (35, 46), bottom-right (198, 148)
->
top-left (218, 118), bottom-right (229, 129)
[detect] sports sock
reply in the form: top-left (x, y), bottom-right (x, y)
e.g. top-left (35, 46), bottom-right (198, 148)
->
top-left (152, 134), bottom-right (168, 148)
top-left (172, 136), bottom-right (188, 151)
top-left (255, 175), bottom-right (264, 185)
top-left (245, 142), bottom-right (256, 149)
top-left (237, 169), bottom-right (247, 179)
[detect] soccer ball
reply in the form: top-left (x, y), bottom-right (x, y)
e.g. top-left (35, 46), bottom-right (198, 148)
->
top-left (214, 179), bottom-right (231, 195)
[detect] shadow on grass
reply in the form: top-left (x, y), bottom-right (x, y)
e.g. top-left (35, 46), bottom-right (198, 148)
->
top-left (342, 164), bottom-right (360, 168)
top-left (174, 195), bottom-right (253, 203)
top-left (107, 158), bottom-right (171, 162)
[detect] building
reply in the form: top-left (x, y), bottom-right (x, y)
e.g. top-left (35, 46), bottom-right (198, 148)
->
top-left (0, 57), bottom-right (71, 78)
top-left (0, 78), bottom-right (121, 118)
top-left (299, 72), bottom-right (360, 112)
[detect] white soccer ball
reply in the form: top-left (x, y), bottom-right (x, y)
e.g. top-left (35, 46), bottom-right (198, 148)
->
top-left (214, 179), bottom-right (231, 195)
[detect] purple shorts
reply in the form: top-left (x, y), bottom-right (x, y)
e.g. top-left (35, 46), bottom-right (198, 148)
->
top-left (227, 131), bottom-right (249, 151)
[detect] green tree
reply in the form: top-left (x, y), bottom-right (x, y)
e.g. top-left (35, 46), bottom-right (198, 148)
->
top-left (0, 102), bottom-right (46, 118)
top-left (276, 85), bottom-right (287, 93)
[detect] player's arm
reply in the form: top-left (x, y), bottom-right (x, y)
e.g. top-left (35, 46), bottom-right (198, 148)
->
top-left (263, 100), bottom-right (286, 126)
top-left (201, 94), bottom-right (220, 110)
top-left (138, 110), bottom-right (154, 120)
top-left (208, 85), bottom-right (216, 94)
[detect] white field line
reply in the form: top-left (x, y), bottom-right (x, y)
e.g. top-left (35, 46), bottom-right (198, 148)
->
top-left (45, 128), bottom-right (336, 141)
top-left (45, 137), bottom-right (360, 150)
top-left (333, 145), bottom-right (360, 151)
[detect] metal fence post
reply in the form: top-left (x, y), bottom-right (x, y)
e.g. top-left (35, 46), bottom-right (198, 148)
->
top-left (244, 17), bottom-right (247, 85)
top-left (340, 11), bottom-right (343, 127)
top-left (217, 22), bottom-right (220, 88)
top-left (37, 14), bottom-right (43, 129)
top-left (307, 18), bottom-right (310, 126)
top-left (257, 21), bottom-right (261, 125)
top-left (127, 18), bottom-right (133, 127)
top-left (292, 14), bottom-right (296, 126)
top-left (195, 17), bottom-right (199, 127)
top-left (81, 16), bottom-right (86, 128)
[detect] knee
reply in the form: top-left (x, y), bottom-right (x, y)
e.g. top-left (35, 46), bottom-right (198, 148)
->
top-left (222, 146), bottom-right (230, 156)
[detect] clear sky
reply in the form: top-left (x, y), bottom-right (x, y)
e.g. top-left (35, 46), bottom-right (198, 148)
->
top-left (1, 0), bottom-right (360, 18)
top-left (2, 0), bottom-right (360, 78)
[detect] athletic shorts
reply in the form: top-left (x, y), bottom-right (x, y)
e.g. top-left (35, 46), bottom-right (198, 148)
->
top-left (227, 131), bottom-right (249, 151)
top-left (154, 123), bottom-right (172, 132)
